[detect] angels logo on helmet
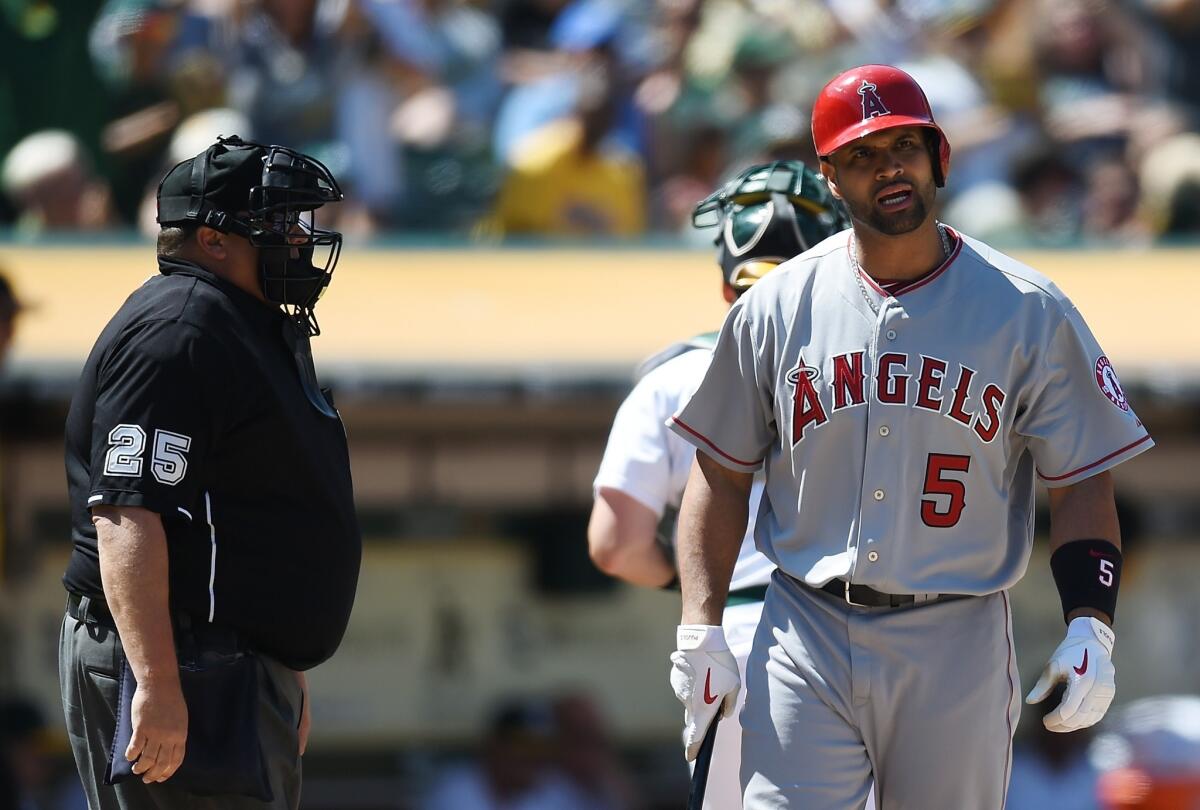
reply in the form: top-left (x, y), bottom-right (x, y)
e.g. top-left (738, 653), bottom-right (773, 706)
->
top-left (812, 64), bottom-right (952, 187)
top-left (858, 80), bottom-right (890, 120)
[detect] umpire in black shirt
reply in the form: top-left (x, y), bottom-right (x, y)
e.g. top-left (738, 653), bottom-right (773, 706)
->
top-left (61, 136), bottom-right (361, 808)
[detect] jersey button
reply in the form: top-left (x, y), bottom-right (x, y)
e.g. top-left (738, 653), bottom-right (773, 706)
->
top-left (886, 329), bottom-right (897, 340)
top-left (878, 425), bottom-right (890, 437)
top-left (873, 489), bottom-right (885, 501)
top-left (867, 550), bottom-right (879, 562)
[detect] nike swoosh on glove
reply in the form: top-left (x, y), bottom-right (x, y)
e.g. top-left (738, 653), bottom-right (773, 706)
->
top-left (670, 624), bottom-right (740, 761)
top-left (1026, 616), bottom-right (1116, 732)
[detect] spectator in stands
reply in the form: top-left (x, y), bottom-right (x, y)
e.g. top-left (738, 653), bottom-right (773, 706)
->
top-left (821, 0), bottom-right (930, 65)
top-left (0, 1), bottom-right (111, 226)
top-left (550, 692), bottom-right (637, 810)
top-left (486, 65), bottom-right (646, 237)
top-left (898, 52), bottom-right (1030, 199)
top-left (1032, 0), bottom-right (1159, 160)
top-left (363, 0), bottom-right (503, 134)
top-left (1080, 156), bottom-right (1149, 242)
top-left (942, 182), bottom-right (1026, 245)
top-left (1010, 145), bottom-right (1084, 245)
top-left (225, 0), bottom-right (353, 151)
top-left (500, 0), bottom-right (571, 52)
top-left (225, 0), bottom-right (418, 233)
top-left (359, 0), bottom-right (505, 229)
top-left (88, 0), bottom-right (229, 219)
top-left (652, 123), bottom-right (727, 235)
top-left (421, 699), bottom-right (571, 810)
top-left (1129, 0), bottom-right (1200, 115)
top-left (630, 0), bottom-right (702, 124)
top-left (89, 0), bottom-right (227, 115)
top-left (0, 131), bottom-right (114, 234)
top-left (492, 0), bottom-right (644, 167)
top-left (723, 30), bottom-right (798, 161)
top-left (1138, 132), bottom-right (1200, 236)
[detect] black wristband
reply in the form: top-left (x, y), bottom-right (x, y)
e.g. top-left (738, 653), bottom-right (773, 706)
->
top-left (1049, 539), bottom-right (1122, 624)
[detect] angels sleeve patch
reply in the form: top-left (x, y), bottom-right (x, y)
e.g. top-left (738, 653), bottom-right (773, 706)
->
top-left (1095, 356), bottom-right (1129, 412)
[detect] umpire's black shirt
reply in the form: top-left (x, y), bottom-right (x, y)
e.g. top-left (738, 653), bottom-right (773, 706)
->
top-left (64, 257), bottom-right (361, 670)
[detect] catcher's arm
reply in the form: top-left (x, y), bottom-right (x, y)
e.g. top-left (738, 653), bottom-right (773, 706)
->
top-left (588, 487), bottom-right (676, 588)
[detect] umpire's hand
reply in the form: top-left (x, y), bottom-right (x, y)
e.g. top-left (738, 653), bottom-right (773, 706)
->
top-left (1026, 616), bottom-right (1116, 732)
top-left (670, 625), bottom-right (740, 760)
top-left (128, 678), bottom-right (189, 783)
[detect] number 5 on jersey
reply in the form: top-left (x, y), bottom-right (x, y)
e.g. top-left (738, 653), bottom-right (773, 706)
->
top-left (921, 453), bottom-right (971, 528)
top-left (104, 424), bottom-right (192, 485)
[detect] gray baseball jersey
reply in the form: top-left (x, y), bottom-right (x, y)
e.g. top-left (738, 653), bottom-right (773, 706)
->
top-left (669, 225), bottom-right (1151, 808)
top-left (670, 227), bottom-right (1152, 596)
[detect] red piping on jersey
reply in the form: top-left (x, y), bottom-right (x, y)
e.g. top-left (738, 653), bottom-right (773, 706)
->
top-left (670, 416), bottom-right (763, 468)
top-left (1001, 591), bottom-right (1016, 808)
top-left (851, 226), bottom-right (963, 297)
top-left (1037, 434), bottom-right (1152, 482)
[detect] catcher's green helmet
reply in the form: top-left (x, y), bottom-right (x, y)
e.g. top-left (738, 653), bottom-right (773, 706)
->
top-left (692, 160), bottom-right (849, 293)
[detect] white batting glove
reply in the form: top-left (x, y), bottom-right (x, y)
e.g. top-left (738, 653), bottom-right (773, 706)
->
top-left (670, 625), bottom-right (740, 761)
top-left (1026, 616), bottom-right (1116, 733)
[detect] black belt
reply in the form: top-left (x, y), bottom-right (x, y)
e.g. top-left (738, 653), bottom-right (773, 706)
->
top-left (818, 578), bottom-right (968, 609)
top-left (66, 591), bottom-right (116, 629)
top-left (66, 592), bottom-right (245, 652)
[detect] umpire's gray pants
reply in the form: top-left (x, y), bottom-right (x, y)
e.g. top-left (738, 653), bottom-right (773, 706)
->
top-left (59, 613), bottom-right (304, 810)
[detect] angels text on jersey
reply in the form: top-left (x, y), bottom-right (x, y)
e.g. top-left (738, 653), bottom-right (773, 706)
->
top-left (789, 351), bottom-right (1005, 445)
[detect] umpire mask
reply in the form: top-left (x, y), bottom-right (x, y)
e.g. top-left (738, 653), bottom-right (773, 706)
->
top-left (157, 136), bottom-right (344, 336)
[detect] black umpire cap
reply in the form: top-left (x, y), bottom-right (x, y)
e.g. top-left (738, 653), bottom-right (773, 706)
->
top-left (156, 137), bottom-right (266, 230)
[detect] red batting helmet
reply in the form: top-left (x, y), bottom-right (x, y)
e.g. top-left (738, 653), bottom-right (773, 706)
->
top-left (812, 64), bottom-right (951, 187)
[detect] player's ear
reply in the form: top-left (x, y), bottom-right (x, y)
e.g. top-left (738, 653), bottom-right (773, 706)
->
top-left (819, 159), bottom-right (842, 200)
top-left (722, 283), bottom-right (737, 304)
top-left (195, 225), bottom-right (228, 261)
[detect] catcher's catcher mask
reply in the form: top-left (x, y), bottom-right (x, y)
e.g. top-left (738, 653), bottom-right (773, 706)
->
top-left (692, 160), bottom-right (849, 293)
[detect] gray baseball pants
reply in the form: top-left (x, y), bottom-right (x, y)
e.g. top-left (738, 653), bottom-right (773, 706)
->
top-left (740, 571), bottom-right (1020, 809)
top-left (59, 612), bottom-right (304, 810)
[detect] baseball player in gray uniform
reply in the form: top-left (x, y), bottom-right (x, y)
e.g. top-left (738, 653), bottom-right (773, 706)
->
top-left (590, 161), bottom-right (849, 809)
top-left (665, 64), bottom-right (1153, 809)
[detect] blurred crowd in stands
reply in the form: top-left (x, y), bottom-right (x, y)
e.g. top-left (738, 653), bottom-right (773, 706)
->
top-left (2, 0), bottom-right (1200, 244)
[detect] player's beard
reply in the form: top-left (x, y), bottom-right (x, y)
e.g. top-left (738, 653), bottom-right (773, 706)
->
top-left (846, 177), bottom-right (935, 236)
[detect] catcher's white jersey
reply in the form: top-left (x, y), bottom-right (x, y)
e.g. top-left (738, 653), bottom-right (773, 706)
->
top-left (670, 227), bottom-right (1152, 596)
top-left (595, 347), bottom-right (773, 593)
